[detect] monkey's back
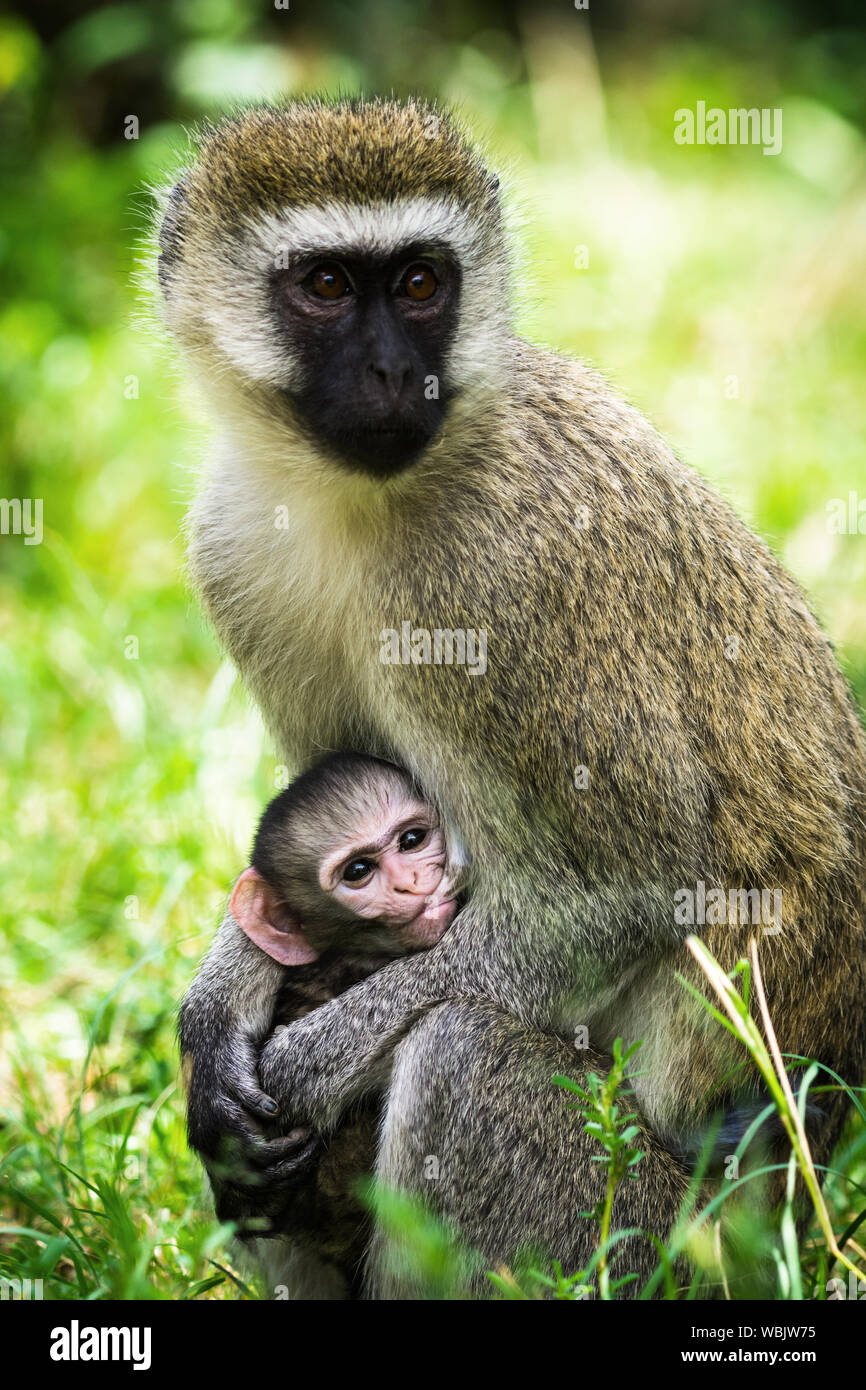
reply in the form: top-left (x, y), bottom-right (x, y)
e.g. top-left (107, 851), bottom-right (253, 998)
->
top-left (506, 343), bottom-right (866, 1144)
top-left (385, 341), bottom-right (866, 1148)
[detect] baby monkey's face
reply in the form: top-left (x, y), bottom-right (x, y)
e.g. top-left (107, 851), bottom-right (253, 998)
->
top-left (318, 794), bottom-right (458, 948)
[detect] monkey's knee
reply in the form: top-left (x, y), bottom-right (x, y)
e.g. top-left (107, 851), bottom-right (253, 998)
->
top-left (371, 1000), bottom-right (591, 1288)
top-left (370, 1000), bottom-right (688, 1297)
top-left (379, 998), bottom-right (599, 1190)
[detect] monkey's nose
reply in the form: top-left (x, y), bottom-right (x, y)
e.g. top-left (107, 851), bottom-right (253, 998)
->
top-left (368, 358), bottom-right (412, 404)
top-left (392, 866), bottom-right (421, 893)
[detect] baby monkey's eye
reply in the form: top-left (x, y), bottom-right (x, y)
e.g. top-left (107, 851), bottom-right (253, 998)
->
top-left (402, 265), bottom-right (437, 301)
top-left (399, 827), bottom-right (429, 852)
top-left (307, 263), bottom-right (351, 300)
top-left (342, 857), bottom-right (374, 884)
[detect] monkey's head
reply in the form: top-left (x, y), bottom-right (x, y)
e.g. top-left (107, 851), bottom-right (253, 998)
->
top-left (230, 751), bottom-right (461, 966)
top-left (157, 97), bottom-right (509, 478)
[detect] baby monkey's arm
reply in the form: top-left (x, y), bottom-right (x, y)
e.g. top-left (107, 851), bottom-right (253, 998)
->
top-left (180, 915), bottom-right (285, 1144)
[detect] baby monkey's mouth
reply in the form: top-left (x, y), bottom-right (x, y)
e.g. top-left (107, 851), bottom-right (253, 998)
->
top-left (395, 894), bottom-right (458, 947)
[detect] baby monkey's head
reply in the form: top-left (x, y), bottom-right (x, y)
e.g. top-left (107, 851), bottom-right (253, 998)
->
top-left (231, 752), bottom-right (460, 967)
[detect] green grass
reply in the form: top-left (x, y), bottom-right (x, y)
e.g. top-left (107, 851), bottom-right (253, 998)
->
top-left (1, 10), bottom-right (865, 1298)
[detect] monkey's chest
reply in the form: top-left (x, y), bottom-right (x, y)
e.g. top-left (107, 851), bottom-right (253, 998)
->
top-left (208, 488), bottom-right (516, 776)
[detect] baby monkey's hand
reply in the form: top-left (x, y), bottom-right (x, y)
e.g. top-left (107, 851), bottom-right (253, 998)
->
top-left (210, 1120), bottom-right (324, 1234)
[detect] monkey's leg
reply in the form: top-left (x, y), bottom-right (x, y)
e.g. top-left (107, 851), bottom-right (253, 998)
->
top-left (367, 999), bottom-right (692, 1299)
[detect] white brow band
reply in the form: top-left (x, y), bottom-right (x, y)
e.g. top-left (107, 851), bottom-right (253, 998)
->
top-left (246, 196), bottom-right (483, 263)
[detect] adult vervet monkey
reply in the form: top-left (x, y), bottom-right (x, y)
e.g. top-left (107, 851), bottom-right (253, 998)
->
top-left (163, 97), bottom-right (866, 1296)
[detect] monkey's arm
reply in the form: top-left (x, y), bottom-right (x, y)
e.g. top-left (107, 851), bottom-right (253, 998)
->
top-left (180, 913), bottom-right (316, 1169)
top-left (257, 898), bottom-right (583, 1131)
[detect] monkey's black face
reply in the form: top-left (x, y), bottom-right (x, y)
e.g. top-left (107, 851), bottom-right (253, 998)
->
top-left (271, 246), bottom-right (460, 477)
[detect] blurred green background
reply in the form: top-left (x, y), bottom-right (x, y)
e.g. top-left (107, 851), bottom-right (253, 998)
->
top-left (1, 0), bottom-right (865, 1297)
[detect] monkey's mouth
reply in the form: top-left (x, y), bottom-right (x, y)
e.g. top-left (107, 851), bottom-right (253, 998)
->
top-left (325, 422), bottom-right (438, 478)
top-left (397, 897), bottom-right (457, 947)
top-left (280, 383), bottom-right (449, 477)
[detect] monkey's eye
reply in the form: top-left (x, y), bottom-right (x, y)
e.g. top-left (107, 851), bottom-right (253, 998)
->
top-left (402, 265), bottom-right (438, 301)
top-left (307, 263), bottom-right (351, 300)
top-left (342, 857), bottom-right (374, 884)
top-left (399, 827), bottom-right (429, 852)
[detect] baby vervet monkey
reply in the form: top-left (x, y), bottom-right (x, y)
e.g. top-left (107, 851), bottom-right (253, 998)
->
top-left (223, 751), bottom-right (464, 1298)
top-left (232, 750), bottom-right (461, 969)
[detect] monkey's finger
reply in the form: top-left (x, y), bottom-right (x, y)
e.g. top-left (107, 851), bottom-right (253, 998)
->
top-left (250, 1132), bottom-right (319, 1167)
top-left (254, 1137), bottom-right (323, 1181)
top-left (231, 1080), bottom-right (282, 1121)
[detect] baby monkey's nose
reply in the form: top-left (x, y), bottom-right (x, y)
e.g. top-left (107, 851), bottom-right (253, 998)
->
top-left (391, 866), bottom-right (421, 892)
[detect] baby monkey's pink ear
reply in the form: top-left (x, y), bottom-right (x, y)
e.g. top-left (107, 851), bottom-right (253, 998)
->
top-left (230, 867), bottom-right (319, 965)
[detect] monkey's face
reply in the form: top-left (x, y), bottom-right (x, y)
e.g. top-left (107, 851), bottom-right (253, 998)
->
top-left (318, 797), bottom-right (458, 948)
top-left (157, 100), bottom-right (511, 479)
top-left (270, 249), bottom-right (460, 476)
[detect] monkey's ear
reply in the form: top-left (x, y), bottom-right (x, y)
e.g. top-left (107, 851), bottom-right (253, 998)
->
top-left (230, 867), bottom-right (319, 966)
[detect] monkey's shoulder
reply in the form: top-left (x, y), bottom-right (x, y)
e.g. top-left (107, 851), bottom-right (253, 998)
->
top-left (501, 340), bottom-right (815, 598)
top-left (508, 340), bottom-right (709, 502)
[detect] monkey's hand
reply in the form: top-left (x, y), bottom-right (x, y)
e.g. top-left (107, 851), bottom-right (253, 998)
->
top-left (184, 1026), bottom-right (327, 1221)
top-left (207, 1125), bottom-right (325, 1237)
top-left (184, 1025), bottom-right (303, 1158)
